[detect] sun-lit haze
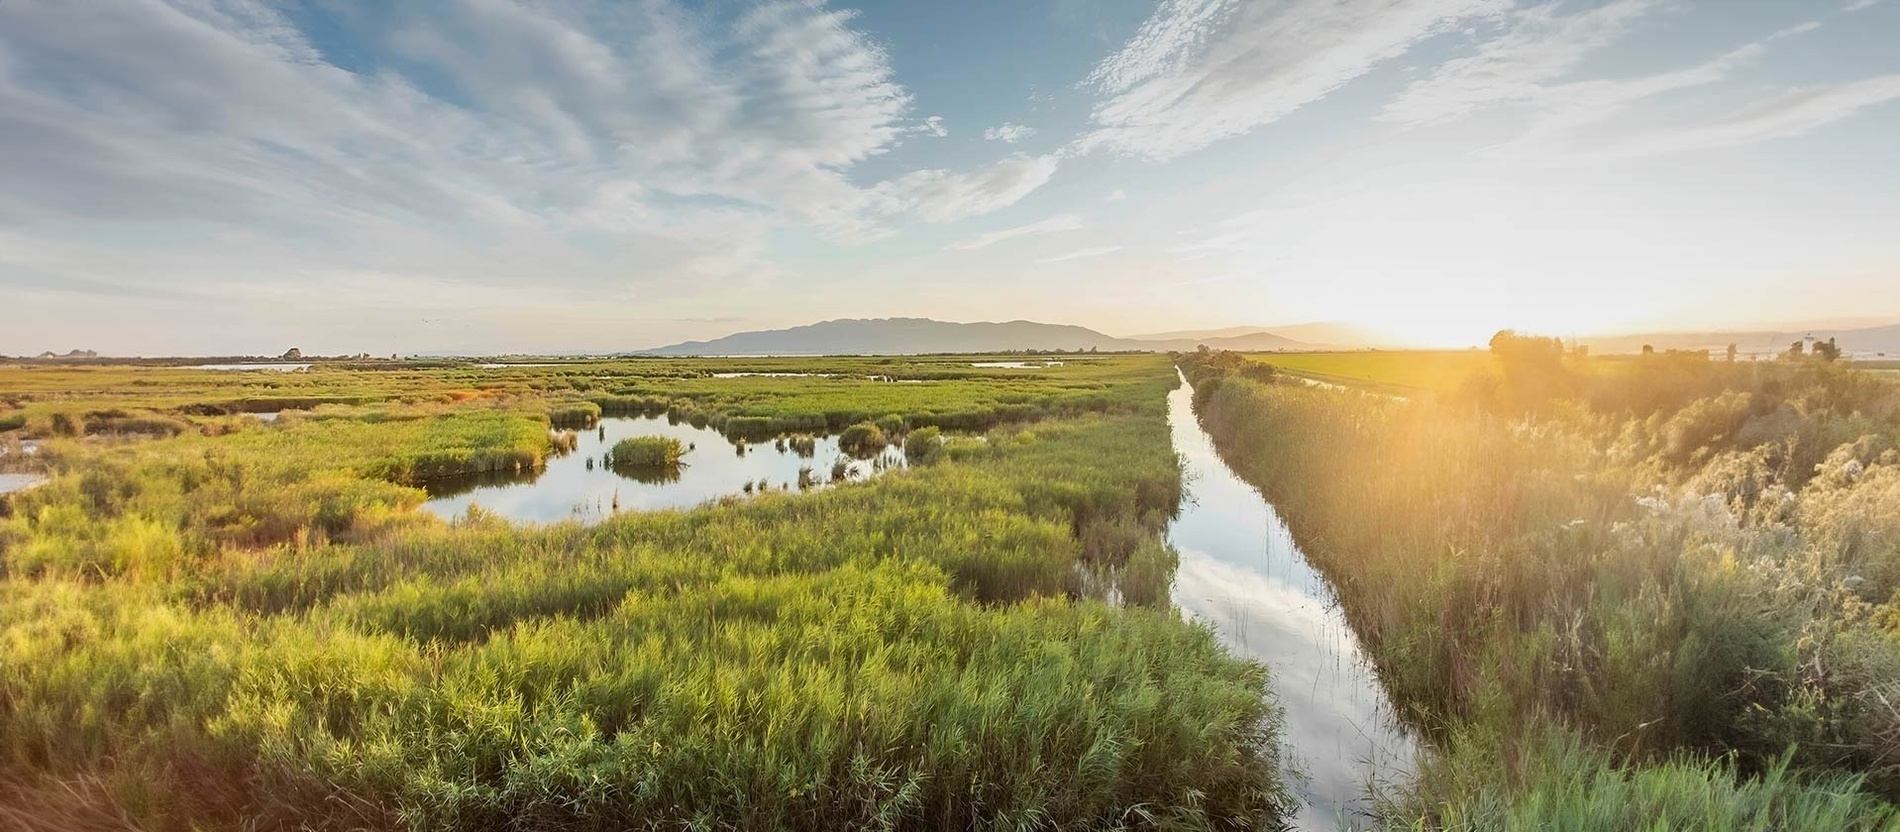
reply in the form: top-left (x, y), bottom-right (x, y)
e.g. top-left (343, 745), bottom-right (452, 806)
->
top-left (3, 0), bottom-right (1897, 354)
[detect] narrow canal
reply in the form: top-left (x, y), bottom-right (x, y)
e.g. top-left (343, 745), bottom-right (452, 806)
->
top-left (1164, 371), bottom-right (1415, 830)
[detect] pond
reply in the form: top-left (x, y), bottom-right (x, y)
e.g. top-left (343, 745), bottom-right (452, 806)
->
top-left (422, 415), bottom-right (907, 524)
top-left (1165, 370), bottom-right (1415, 830)
top-left (969, 361), bottom-right (1064, 368)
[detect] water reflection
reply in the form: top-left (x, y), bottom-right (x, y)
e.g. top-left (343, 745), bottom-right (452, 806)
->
top-left (422, 414), bottom-right (905, 524)
top-left (1165, 371), bottom-right (1414, 830)
top-left (189, 363), bottom-right (311, 371)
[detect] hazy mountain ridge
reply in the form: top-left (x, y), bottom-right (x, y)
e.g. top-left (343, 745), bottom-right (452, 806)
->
top-left (636, 318), bottom-right (1323, 356)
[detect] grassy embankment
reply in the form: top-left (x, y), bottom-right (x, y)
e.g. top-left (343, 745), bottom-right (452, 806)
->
top-left (0, 355), bottom-right (1291, 830)
top-left (1180, 344), bottom-right (1900, 829)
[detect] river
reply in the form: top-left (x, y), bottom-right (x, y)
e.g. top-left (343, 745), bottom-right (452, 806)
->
top-left (1164, 371), bottom-right (1415, 830)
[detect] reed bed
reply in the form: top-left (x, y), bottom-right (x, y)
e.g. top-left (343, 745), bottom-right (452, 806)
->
top-left (1181, 347), bottom-right (1900, 829)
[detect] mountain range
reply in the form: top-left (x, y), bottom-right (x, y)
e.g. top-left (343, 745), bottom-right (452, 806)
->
top-left (637, 318), bottom-right (1900, 358)
top-left (634, 318), bottom-right (1326, 356)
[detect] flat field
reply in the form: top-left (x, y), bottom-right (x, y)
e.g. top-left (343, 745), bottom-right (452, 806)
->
top-left (1240, 350), bottom-right (1493, 394)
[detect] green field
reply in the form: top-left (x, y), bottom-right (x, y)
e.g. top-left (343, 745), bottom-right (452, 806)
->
top-left (0, 356), bottom-right (1289, 830)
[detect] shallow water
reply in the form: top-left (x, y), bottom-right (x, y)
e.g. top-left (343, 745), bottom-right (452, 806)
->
top-left (969, 360), bottom-right (1062, 368)
top-left (1165, 371), bottom-right (1414, 830)
top-left (422, 415), bottom-right (905, 524)
top-left (0, 473), bottom-right (47, 496)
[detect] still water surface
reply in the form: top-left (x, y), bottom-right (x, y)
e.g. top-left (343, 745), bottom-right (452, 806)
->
top-left (423, 415), bottom-right (905, 524)
top-left (1164, 371), bottom-right (1414, 830)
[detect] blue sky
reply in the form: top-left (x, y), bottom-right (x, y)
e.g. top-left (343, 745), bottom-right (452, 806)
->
top-left (2, 0), bottom-right (1897, 354)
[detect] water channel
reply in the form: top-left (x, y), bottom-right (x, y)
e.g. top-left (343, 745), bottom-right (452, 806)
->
top-left (1164, 371), bottom-right (1415, 830)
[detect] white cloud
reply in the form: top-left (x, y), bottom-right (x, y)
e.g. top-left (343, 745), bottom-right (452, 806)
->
top-left (1844, 0), bottom-right (1881, 11)
top-left (911, 115), bottom-right (948, 137)
top-left (945, 214), bottom-right (1085, 250)
top-left (871, 154), bottom-right (1061, 223)
top-left (984, 122), bottom-right (1038, 142)
top-left (1105, 189), bottom-right (1128, 202)
top-left (1381, 0), bottom-right (1669, 126)
top-left (1081, 0), bottom-right (1509, 160)
top-left (1036, 245), bottom-right (1123, 263)
top-left (0, 0), bottom-right (1007, 307)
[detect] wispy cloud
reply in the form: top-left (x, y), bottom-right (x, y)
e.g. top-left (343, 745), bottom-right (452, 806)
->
top-left (1589, 75), bottom-right (1900, 159)
top-left (984, 123), bottom-right (1038, 142)
top-left (871, 154), bottom-right (1061, 223)
top-left (1036, 245), bottom-right (1123, 263)
top-left (1381, 0), bottom-right (1670, 126)
top-left (1080, 0), bottom-right (1508, 160)
top-left (946, 214), bottom-right (1085, 250)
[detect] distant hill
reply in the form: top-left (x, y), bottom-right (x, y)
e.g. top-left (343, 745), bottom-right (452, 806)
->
top-left (635, 317), bottom-right (1320, 356)
top-left (1127, 322), bottom-right (1383, 349)
top-left (1581, 323), bottom-right (1900, 358)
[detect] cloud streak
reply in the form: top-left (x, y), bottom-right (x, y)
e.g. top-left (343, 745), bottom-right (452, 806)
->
top-left (946, 214), bottom-right (1085, 250)
top-left (1081, 0), bottom-right (1508, 160)
top-left (1036, 245), bottom-right (1123, 263)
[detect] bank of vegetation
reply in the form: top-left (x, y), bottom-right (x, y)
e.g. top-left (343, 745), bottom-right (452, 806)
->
top-left (1181, 342), bottom-right (1900, 829)
top-left (0, 356), bottom-right (1292, 830)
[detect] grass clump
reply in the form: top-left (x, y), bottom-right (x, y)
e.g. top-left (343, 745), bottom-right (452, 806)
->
top-left (903, 425), bottom-right (942, 463)
top-left (838, 421), bottom-right (888, 456)
top-left (608, 435), bottom-right (683, 469)
top-left (546, 400), bottom-right (602, 427)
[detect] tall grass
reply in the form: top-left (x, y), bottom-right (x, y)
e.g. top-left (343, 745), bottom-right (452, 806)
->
top-left (1179, 348), bottom-right (1900, 826)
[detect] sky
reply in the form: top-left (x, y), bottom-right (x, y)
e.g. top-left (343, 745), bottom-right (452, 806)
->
top-left (2, 0), bottom-right (1898, 355)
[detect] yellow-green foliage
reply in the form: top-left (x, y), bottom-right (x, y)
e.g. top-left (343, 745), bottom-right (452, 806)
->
top-left (1180, 348), bottom-right (1900, 825)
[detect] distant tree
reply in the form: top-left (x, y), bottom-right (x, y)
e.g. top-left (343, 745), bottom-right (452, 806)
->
top-left (1814, 337), bottom-right (1842, 361)
top-left (1489, 330), bottom-right (1564, 366)
top-left (1786, 340), bottom-right (1806, 359)
top-left (282, 347), bottom-right (303, 360)
top-left (1641, 344), bottom-right (1655, 355)
top-left (1726, 343), bottom-right (1738, 362)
